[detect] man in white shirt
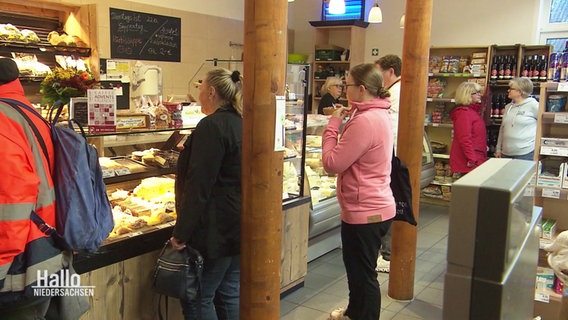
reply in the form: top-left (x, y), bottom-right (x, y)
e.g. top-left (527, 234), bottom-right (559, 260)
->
top-left (374, 54), bottom-right (402, 273)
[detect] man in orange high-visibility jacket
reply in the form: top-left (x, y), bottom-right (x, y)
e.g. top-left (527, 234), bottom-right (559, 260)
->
top-left (0, 58), bottom-right (65, 319)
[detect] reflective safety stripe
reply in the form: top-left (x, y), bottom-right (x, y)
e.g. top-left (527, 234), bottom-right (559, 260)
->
top-left (0, 203), bottom-right (35, 222)
top-left (0, 262), bottom-right (10, 283)
top-left (0, 104), bottom-right (53, 209)
top-left (36, 185), bottom-right (55, 210)
top-left (0, 102), bottom-right (60, 294)
top-left (0, 253), bottom-right (63, 292)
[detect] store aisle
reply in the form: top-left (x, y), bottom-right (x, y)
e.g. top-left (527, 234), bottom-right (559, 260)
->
top-left (280, 203), bottom-right (449, 320)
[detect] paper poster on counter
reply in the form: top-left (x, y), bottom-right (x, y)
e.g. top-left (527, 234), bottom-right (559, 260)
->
top-left (274, 96), bottom-right (285, 151)
top-left (88, 89), bottom-right (117, 134)
top-left (103, 59), bottom-right (131, 82)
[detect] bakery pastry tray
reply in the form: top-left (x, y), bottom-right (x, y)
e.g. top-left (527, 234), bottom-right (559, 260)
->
top-left (102, 156), bottom-right (177, 185)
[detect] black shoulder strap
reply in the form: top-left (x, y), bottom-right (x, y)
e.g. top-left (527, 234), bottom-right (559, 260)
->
top-left (0, 98), bottom-right (51, 168)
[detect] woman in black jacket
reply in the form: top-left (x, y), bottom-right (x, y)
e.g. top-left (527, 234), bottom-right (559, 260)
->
top-left (317, 76), bottom-right (343, 114)
top-left (171, 68), bottom-right (243, 320)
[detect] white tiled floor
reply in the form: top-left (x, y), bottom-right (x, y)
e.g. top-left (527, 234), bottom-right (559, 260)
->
top-left (280, 203), bottom-right (450, 320)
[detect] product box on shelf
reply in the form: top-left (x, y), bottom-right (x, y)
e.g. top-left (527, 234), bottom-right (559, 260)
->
top-left (542, 218), bottom-right (558, 240)
top-left (536, 267), bottom-right (556, 291)
top-left (563, 164), bottom-right (568, 189)
top-left (537, 159), bottom-right (565, 188)
top-left (315, 45), bottom-right (344, 61)
top-left (541, 137), bottom-right (568, 157)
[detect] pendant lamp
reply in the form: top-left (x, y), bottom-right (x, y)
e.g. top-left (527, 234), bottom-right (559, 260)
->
top-left (368, 2), bottom-right (383, 24)
top-left (400, 14), bottom-right (405, 29)
top-left (328, 0), bottom-right (346, 15)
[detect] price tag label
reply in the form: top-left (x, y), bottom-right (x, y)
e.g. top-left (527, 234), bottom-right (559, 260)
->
top-left (542, 188), bottom-right (561, 199)
top-left (553, 113), bottom-right (568, 124)
top-left (115, 167), bottom-right (131, 176)
top-left (102, 168), bottom-right (116, 178)
top-left (557, 82), bottom-right (568, 92)
top-left (426, 98), bottom-right (433, 102)
top-left (534, 292), bottom-right (550, 303)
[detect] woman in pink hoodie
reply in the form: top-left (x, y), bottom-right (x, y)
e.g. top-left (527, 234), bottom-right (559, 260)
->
top-left (322, 63), bottom-right (395, 320)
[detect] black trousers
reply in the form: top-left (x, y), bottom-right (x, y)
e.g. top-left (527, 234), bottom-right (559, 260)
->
top-left (341, 219), bottom-right (392, 320)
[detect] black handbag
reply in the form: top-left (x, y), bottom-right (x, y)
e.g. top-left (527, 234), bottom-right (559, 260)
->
top-left (390, 153), bottom-right (417, 226)
top-left (153, 240), bottom-right (204, 301)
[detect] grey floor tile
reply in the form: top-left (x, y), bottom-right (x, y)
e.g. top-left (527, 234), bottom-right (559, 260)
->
top-left (322, 277), bottom-right (349, 298)
top-left (281, 204), bottom-right (449, 319)
top-left (415, 287), bottom-right (443, 307)
top-left (397, 298), bottom-right (443, 319)
top-left (280, 305), bottom-right (329, 320)
top-left (379, 308), bottom-right (397, 320)
top-left (283, 286), bottom-right (320, 305)
top-left (279, 300), bottom-right (299, 317)
top-left (309, 261), bottom-right (347, 279)
top-left (303, 271), bottom-right (338, 291)
top-left (392, 312), bottom-right (427, 319)
top-left (301, 291), bottom-right (349, 313)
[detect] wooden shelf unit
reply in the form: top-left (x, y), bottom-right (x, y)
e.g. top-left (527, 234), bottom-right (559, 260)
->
top-left (310, 24), bottom-right (367, 114)
top-left (424, 46), bottom-right (491, 202)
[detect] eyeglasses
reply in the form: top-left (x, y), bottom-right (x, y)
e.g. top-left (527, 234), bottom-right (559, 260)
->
top-left (508, 87), bottom-right (520, 91)
top-left (345, 83), bottom-right (359, 88)
top-left (333, 84), bottom-right (344, 89)
top-left (471, 91), bottom-right (481, 95)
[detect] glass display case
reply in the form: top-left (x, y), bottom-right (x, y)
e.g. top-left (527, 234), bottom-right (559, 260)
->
top-left (284, 63), bottom-right (310, 201)
top-left (305, 114), bottom-right (342, 261)
top-left (74, 62), bottom-right (312, 272)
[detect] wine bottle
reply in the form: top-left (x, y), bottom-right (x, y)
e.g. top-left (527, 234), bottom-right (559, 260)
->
top-left (490, 56), bottom-right (498, 80)
top-left (504, 56), bottom-right (512, 79)
top-left (539, 55), bottom-right (548, 81)
top-left (521, 56), bottom-right (530, 77)
top-left (498, 56), bottom-right (505, 80)
top-left (511, 56), bottom-right (517, 77)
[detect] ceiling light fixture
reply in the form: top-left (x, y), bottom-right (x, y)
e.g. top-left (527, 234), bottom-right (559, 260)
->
top-left (328, 0), bottom-right (346, 15)
top-left (368, 2), bottom-right (383, 24)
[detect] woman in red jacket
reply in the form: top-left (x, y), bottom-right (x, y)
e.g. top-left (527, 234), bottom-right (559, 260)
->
top-left (449, 81), bottom-right (488, 178)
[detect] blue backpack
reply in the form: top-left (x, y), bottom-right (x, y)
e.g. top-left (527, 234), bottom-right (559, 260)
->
top-left (1, 98), bottom-right (113, 252)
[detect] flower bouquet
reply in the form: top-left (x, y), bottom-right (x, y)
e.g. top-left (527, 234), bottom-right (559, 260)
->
top-left (40, 67), bottom-right (100, 107)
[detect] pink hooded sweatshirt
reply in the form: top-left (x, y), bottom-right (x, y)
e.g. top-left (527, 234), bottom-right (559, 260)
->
top-left (322, 97), bottom-right (395, 224)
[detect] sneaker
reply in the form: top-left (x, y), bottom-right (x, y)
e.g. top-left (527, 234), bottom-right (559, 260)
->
top-left (376, 255), bottom-right (390, 273)
top-left (329, 307), bottom-right (351, 320)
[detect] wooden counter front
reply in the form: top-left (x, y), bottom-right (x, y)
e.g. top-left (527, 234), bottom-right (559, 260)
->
top-left (79, 196), bottom-right (310, 319)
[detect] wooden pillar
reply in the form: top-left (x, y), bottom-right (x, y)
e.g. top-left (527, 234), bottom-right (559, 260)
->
top-left (240, 0), bottom-right (287, 319)
top-left (388, 0), bottom-right (433, 300)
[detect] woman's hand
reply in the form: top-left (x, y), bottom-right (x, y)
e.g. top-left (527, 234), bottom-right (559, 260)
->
top-left (170, 237), bottom-right (187, 251)
top-left (494, 151), bottom-right (502, 158)
top-left (331, 105), bottom-right (349, 120)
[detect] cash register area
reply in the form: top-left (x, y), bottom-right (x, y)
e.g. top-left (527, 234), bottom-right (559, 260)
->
top-left (280, 204), bottom-right (449, 320)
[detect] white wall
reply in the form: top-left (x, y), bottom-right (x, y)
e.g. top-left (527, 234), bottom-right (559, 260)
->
top-left (66, 0), bottom-right (542, 61)
top-left (288, 0), bottom-right (542, 63)
top-left (113, 0), bottom-right (245, 20)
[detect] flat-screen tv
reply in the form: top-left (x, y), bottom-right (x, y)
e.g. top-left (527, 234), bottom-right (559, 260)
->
top-left (321, 0), bottom-right (365, 21)
top-left (443, 158), bottom-right (542, 319)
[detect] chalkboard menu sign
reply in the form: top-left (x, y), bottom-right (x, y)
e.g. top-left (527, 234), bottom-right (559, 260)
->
top-left (110, 8), bottom-right (181, 62)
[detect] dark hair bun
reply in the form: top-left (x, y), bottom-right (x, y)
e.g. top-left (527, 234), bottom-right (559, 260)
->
top-left (231, 70), bottom-right (241, 83)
